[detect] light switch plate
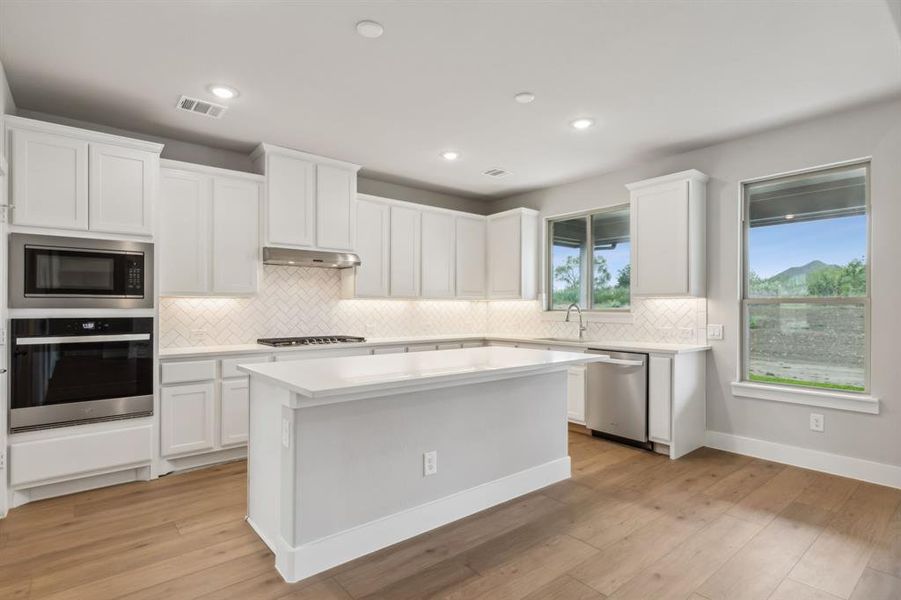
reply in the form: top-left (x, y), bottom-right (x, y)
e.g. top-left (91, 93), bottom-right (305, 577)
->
top-left (707, 324), bottom-right (724, 341)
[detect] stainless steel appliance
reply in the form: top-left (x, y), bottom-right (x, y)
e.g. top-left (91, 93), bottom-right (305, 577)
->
top-left (257, 335), bottom-right (365, 347)
top-left (10, 317), bottom-right (154, 432)
top-left (262, 247), bottom-right (360, 269)
top-left (585, 349), bottom-right (650, 448)
top-left (9, 233), bottom-right (153, 309)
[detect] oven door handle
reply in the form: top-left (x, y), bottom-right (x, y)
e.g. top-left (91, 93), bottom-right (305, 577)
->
top-left (15, 334), bottom-right (152, 345)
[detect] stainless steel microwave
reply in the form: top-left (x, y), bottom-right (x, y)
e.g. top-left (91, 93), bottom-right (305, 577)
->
top-left (9, 234), bottom-right (154, 309)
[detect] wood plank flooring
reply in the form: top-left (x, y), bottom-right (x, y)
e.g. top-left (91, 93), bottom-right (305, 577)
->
top-left (1, 428), bottom-right (899, 599)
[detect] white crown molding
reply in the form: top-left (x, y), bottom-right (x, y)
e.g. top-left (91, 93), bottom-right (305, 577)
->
top-left (160, 158), bottom-right (264, 182)
top-left (625, 169), bottom-right (709, 190)
top-left (250, 142), bottom-right (361, 172)
top-left (3, 114), bottom-right (164, 154)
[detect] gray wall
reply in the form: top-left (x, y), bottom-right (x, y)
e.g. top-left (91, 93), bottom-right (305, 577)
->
top-left (491, 96), bottom-right (901, 468)
top-left (14, 110), bottom-right (485, 214)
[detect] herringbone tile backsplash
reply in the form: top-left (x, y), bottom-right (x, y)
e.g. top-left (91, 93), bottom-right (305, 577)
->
top-left (159, 266), bottom-right (707, 347)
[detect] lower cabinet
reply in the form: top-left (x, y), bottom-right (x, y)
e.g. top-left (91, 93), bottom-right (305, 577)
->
top-left (567, 365), bottom-right (587, 424)
top-left (160, 382), bottom-right (216, 457)
top-left (648, 351), bottom-right (706, 459)
top-left (219, 378), bottom-right (250, 447)
top-left (648, 356), bottom-right (673, 443)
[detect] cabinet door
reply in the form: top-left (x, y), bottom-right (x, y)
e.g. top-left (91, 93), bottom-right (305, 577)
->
top-left (160, 382), bottom-right (215, 457)
top-left (316, 165), bottom-right (356, 251)
top-left (220, 378), bottom-right (249, 447)
top-left (420, 210), bottom-right (456, 298)
top-left (89, 143), bottom-right (155, 235)
top-left (389, 205), bottom-right (421, 297)
top-left (567, 366), bottom-right (586, 424)
top-left (632, 181), bottom-right (690, 296)
top-left (10, 128), bottom-right (89, 230)
top-left (648, 355), bottom-right (673, 443)
top-left (212, 177), bottom-right (260, 294)
top-left (353, 197), bottom-right (390, 297)
top-left (159, 169), bottom-right (211, 295)
top-left (456, 216), bottom-right (486, 298)
top-left (487, 212), bottom-right (522, 298)
top-left (266, 152), bottom-right (314, 247)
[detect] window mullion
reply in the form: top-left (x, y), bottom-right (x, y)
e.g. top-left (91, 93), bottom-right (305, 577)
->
top-left (586, 215), bottom-right (593, 310)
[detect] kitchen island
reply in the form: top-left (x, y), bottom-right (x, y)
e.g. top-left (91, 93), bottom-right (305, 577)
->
top-left (238, 346), bottom-right (604, 582)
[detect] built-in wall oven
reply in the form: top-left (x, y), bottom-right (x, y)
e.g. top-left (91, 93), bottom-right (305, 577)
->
top-left (10, 318), bottom-right (153, 432)
top-left (9, 233), bottom-right (153, 309)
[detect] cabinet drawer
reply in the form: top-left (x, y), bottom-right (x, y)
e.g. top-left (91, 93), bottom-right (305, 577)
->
top-left (462, 341), bottom-right (484, 348)
top-left (436, 342), bottom-right (463, 350)
top-left (275, 347), bottom-right (372, 361)
top-left (372, 345), bottom-right (406, 355)
top-left (221, 355), bottom-right (271, 378)
top-left (10, 424), bottom-right (152, 487)
top-left (160, 360), bottom-right (217, 384)
top-left (407, 344), bottom-right (437, 352)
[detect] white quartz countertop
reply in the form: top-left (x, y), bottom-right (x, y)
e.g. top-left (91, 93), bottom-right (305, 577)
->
top-left (159, 335), bottom-right (709, 359)
top-left (238, 346), bottom-right (606, 399)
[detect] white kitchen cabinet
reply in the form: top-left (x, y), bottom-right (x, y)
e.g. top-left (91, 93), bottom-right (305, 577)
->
top-left (88, 142), bottom-right (155, 235)
top-left (487, 208), bottom-right (539, 299)
top-left (627, 170), bottom-right (708, 297)
top-left (390, 204), bottom-right (422, 297)
top-left (648, 351), bottom-right (706, 459)
top-left (252, 143), bottom-right (361, 251)
top-left (421, 210), bottom-right (456, 298)
top-left (9, 128), bottom-right (89, 230)
top-left (567, 365), bottom-right (587, 424)
top-left (212, 177), bottom-right (260, 294)
top-left (159, 169), bottom-right (210, 295)
top-left (6, 116), bottom-right (162, 234)
top-left (455, 215), bottom-right (487, 298)
top-left (316, 164), bottom-right (356, 251)
top-left (261, 150), bottom-right (314, 247)
top-left (345, 195), bottom-right (390, 298)
top-left (159, 161), bottom-right (262, 296)
top-left (649, 356), bottom-right (673, 443)
top-left (220, 379), bottom-right (250, 447)
top-left (160, 382), bottom-right (216, 457)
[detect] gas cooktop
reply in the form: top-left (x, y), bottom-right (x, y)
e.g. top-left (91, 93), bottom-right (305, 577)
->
top-left (256, 335), bottom-right (366, 347)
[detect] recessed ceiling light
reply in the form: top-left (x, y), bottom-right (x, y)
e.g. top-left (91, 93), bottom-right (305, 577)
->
top-left (570, 118), bottom-right (595, 130)
top-left (440, 151), bottom-right (460, 161)
top-left (208, 85), bottom-right (238, 100)
top-left (785, 214), bottom-right (795, 220)
top-left (356, 20), bottom-right (384, 38)
top-left (514, 92), bottom-right (535, 104)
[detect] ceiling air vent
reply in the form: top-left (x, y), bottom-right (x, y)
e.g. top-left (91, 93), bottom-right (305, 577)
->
top-left (175, 95), bottom-right (228, 119)
top-left (483, 168), bottom-right (511, 178)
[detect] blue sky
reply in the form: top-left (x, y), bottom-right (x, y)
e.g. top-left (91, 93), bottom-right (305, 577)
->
top-left (749, 215), bottom-right (867, 278)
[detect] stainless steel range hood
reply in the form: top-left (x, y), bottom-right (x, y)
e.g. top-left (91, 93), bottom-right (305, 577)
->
top-left (262, 247), bottom-right (361, 269)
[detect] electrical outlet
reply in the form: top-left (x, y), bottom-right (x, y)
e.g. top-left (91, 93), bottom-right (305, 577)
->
top-left (423, 450), bottom-right (438, 476)
top-left (0, 451), bottom-right (5, 470)
top-left (810, 413), bottom-right (825, 433)
top-left (707, 324), bottom-right (724, 341)
top-left (0, 327), bottom-right (7, 345)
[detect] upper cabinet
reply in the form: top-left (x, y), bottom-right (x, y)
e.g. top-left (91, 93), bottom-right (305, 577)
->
top-left (5, 116), bottom-right (161, 235)
top-left (487, 208), bottom-right (539, 300)
top-left (628, 170), bottom-right (708, 297)
top-left (251, 143), bottom-right (360, 252)
top-left (347, 195), bottom-right (390, 298)
top-left (342, 195), bottom-right (489, 300)
top-left (159, 161), bottom-right (262, 296)
top-left (455, 215), bottom-right (487, 299)
top-left (389, 204), bottom-right (422, 297)
top-left (420, 209), bottom-right (455, 298)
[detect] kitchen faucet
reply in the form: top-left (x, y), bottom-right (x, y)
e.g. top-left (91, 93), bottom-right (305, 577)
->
top-left (565, 303), bottom-right (587, 341)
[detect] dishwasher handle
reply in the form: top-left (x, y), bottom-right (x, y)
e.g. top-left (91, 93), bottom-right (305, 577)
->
top-left (592, 357), bottom-right (645, 367)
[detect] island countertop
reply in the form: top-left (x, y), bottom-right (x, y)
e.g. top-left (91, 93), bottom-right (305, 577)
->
top-left (238, 346), bottom-right (606, 401)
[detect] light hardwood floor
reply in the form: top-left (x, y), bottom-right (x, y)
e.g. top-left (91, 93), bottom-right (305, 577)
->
top-left (1, 428), bottom-right (899, 600)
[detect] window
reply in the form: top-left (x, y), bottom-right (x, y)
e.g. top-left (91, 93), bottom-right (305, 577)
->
top-left (547, 206), bottom-right (630, 311)
top-left (742, 162), bottom-right (869, 393)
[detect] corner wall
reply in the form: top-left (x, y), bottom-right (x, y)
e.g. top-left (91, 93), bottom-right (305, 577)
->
top-left (489, 96), bottom-right (901, 470)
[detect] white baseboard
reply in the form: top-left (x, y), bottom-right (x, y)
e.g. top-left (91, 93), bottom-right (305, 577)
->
top-left (705, 431), bottom-right (901, 490)
top-left (271, 456), bottom-right (571, 583)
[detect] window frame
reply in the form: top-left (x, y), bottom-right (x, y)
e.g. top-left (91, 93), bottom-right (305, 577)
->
top-left (545, 203), bottom-right (631, 314)
top-left (738, 159), bottom-right (874, 402)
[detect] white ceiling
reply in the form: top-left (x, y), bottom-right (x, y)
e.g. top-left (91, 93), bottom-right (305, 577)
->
top-left (1, 1), bottom-right (899, 198)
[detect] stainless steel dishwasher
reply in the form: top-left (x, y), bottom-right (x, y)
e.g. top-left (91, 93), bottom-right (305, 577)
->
top-left (585, 349), bottom-right (651, 449)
